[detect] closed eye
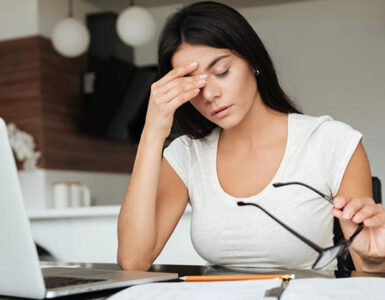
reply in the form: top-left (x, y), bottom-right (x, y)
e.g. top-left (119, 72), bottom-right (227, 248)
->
top-left (215, 68), bottom-right (229, 78)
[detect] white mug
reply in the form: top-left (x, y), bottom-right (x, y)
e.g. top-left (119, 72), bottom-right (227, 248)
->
top-left (52, 182), bottom-right (70, 209)
top-left (69, 183), bottom-right (91, 207)
top-left (82, 186), bottom-right (91, 207)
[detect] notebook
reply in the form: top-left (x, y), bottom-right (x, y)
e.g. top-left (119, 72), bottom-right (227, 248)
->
top-left (107, 278), bottom-right (282, 300)
top-left (107, 276), bottom-right (385, 300)
top-left (280, 277), bottom-right (385, 300)
top-left (0, 118), bottom-right (177, 299)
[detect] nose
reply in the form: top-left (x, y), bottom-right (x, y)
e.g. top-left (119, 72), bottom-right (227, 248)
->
top-left (202, 79), bottom-right (221, 103)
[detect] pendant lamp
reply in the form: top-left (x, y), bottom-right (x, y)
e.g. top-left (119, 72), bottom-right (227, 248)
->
top-left (116, 1), bottom-right (155, 47)
top-left (51, 0), bottom-right (90, 58)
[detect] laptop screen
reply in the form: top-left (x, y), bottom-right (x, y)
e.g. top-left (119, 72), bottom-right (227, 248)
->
top-left (0, 118), bottom-right (46, 299)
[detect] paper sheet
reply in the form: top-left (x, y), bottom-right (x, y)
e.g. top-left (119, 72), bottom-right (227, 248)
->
top-left (108, 278), bottom-right (282, 300)
top-left (281, 277), bottom-right (385, 300)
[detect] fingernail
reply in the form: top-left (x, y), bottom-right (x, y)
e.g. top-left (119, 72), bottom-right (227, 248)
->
top-left (342, 210), bottom-right (352, 219)
top-left (190, 62), bottom-right (198, 67)
top-left (334, 198), bottom-right (343, 207)
top-left (199, 74), bottom-right (207, 78)
top-left (198, 79), bottom-right (206, 85)
top-left (352, 213), bottom-right (362, 223)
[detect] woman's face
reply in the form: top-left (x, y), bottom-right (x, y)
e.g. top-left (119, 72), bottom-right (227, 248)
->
top-left (171, 43), bottom-right (259, 129)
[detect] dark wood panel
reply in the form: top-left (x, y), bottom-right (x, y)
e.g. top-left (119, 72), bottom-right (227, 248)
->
top-left (0, 65), bottom-right (39, 86)
top-left (0, 81), bottom-right (40, 100)
top-left (0, 37), bottom-right (39, 66)
top-left (0, 37), bottom-right (45, 167)
top-left (44, 143), bottom-right (136, 173)
top-left (0, 35), bottom-right (137, 173)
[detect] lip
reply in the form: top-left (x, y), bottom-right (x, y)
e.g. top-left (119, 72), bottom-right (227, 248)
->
top-left (211, 105), bottom-right (233, 117)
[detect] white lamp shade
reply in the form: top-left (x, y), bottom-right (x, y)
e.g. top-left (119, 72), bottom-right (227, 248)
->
top-left (52, 18), bottom-right (90, 58)
top-left (116, 6), bottom-right (156, 47)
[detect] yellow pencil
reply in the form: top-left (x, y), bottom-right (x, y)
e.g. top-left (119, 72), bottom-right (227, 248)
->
top-left (180, 274), bottom-right (295, 282)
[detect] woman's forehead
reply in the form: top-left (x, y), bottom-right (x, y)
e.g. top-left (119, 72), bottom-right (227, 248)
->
top-left (171, 44), bottom-right (233, 69)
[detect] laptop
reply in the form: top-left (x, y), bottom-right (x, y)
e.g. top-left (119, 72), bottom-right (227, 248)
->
top-left (0, 118), bottom-right (178, 299)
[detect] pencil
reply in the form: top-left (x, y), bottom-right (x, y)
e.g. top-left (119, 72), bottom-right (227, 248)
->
top-left (180, 274), bottom-right (295, 282)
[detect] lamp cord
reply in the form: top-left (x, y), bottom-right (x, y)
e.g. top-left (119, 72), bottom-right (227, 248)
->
top-left (68, 0), bottom-right (73, 18)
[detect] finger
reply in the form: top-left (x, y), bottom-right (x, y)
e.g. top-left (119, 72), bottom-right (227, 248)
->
top-left (157, 62), bottom-right (199, 86)
top-left (332, 208), bottom-right (343, 219)
top-left (168, 88), bottom-right (201, 110)
top-left (160, 77), bottom-right (194, 95)
top-left (352, 203), bottom-right (381, 223)
top-left (156, 78), bottom-right (205, 104)
top-left (161, 76), bottom-right (207, 97)
top-left (363, 209), bottom-right (385, 227)
top-left (341, 198), bottom-right (372, 220)
top-left (333, 196), bottom-right (350, 209)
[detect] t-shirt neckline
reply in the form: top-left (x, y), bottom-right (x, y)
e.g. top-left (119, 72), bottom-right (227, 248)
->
top-left (212, 113), bottom-right (293, 201)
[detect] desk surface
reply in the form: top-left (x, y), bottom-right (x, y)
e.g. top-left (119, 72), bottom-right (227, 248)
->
top-left (39, 260), bottom-right (385, 278)
top-left (3, 262), bottom-right (385, 300)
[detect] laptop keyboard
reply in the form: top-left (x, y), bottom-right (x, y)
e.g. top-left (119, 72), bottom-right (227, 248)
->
top-left (44, 276), bottom-right (107, 289)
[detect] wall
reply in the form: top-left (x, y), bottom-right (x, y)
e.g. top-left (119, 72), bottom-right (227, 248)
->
top-left (0, 0), bottom-right (39, 40)
top-left (0, 0), bottom-right (104, 41)
top-left (136, 0), bottom-right (385, 185)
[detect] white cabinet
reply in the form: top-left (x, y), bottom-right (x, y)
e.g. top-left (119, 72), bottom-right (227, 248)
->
top-left (29, 205), bottom-right (206, 265)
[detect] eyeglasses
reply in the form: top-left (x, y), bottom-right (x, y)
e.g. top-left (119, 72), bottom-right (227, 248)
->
top-left (237, 181), bottom-right (363, 270)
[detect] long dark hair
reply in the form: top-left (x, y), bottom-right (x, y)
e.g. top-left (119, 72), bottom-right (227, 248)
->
top-left (158, 1), bottom-right (301, 139)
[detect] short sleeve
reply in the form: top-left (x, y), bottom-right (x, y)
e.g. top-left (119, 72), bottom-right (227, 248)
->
top-left (163, 135), bottom-right (191, 187)
top-left (312, 118), bottom-right (363, 196)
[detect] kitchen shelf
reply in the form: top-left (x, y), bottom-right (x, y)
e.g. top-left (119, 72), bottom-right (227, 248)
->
top-left (28, 204), bottom-right (192, 219)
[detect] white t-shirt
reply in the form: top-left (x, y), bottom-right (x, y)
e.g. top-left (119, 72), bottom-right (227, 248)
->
top-left (163, 113), bottom-right (362, 269)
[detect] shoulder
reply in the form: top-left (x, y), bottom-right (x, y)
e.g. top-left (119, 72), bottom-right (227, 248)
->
top-left (291, 113), bottom-right (341, 131)
top-left (162, 128), bottom-right (219, 186)
top-left (290, 113), bottom-right (361, 142)
top-left (293, 114), bottom-right (364, 195)
top-left (163, 127), bottom-right (220, 158)
top-left (165, 134), bottom-right (193, 150)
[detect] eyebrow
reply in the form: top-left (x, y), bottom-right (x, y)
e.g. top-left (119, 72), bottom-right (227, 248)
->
top-left (204, 55), bottom-right (230, 71)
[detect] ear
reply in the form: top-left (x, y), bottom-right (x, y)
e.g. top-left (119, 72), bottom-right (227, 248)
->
top-left (250, 65), bottom-right (260, 76)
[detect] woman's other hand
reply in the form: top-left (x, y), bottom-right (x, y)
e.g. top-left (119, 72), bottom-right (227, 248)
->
top-left (333, 196), bottom-right (385, 272)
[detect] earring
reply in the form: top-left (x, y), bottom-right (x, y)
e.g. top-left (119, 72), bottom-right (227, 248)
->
top-left (256, 69), bottom-right (260, 76)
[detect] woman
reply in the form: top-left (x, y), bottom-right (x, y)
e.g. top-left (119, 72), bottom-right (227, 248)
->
top-left (118, 1), bottom-right (385, 272)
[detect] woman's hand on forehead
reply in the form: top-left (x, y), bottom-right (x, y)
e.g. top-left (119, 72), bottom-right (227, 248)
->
top-left (159, 61), bottom-right (205, 84)
top-left (143, 60), bottom-right (207, 139)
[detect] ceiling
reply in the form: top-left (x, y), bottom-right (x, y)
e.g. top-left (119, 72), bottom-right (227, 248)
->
top-left (84, 0), bottom-right (310, 12)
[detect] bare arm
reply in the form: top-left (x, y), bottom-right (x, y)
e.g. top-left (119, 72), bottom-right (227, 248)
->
top-left (117, 62), bottom-right (207, 270)
top-left (333, 141), bottom-right (371, 271)
top-left (333, 141), bottom-right (385, 272)
top-left (117, 132), bottom-right (188, 270)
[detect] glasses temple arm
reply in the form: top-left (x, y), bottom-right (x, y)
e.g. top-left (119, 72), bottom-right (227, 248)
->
top-left (343, 222), bottom-right (364, 248)
top-left (273, 182), bottom-right (333, 204)
top-left (237, 201), bottom-right (323, 252)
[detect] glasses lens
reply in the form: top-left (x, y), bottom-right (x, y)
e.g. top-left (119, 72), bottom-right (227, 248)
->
top-left (313, 245), bottom-right (345, 270)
